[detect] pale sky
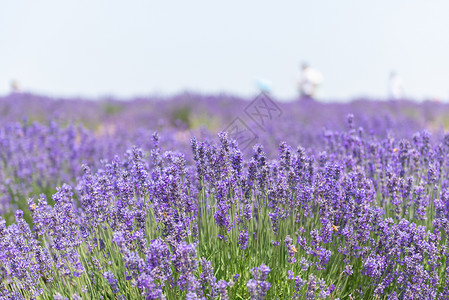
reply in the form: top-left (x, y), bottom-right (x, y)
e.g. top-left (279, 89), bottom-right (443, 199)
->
top-left (1, 0), bottom-right (449, 101)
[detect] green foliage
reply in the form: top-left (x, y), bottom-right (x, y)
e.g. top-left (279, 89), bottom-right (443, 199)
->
top-left (171, 106), bottom-right (191, 128)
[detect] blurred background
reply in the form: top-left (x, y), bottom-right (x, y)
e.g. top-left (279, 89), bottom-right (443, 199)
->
top-left (1, 0), bottom-right (449, 101)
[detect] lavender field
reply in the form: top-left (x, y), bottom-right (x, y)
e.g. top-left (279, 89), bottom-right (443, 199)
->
top-left (2, 93), bottom-right (449, 299)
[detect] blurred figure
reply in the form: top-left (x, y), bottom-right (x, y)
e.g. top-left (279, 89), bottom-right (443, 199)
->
top-left (255, 78), bottom-right (273, 94)
top-left (388, 71), bottom-right (404, 99)
top-left (297, 63), bottom-right (323, 100)
top-left (10, 80), bottom-right (21, 94)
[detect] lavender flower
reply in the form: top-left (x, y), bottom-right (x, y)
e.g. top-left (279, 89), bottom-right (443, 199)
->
top-left (103, 271), bottom-right (119, 294)
top-left (247, 264), bottom-right (271, 299)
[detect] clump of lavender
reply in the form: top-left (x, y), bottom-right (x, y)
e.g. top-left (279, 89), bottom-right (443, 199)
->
top-left (305, 274), bottom-right (317, 300)
top-left (217, 280), bottom-right (229, 300)
top-left (173, 242), bottom-right (199, 293)
top-left (284, 235), bottom-right (297, 264)
top-left (247, 264), bottom-right (271, 299)
top-left (103, 271), bottom-right (120, 294)
top-left (344, 265), bottom-right (353, 276)
top-left (238, 230), bottom-right (249, 250)
top-left (199, 258), bottom-right (218, 298)
top-left (287, 270), bottom-right (306, 299)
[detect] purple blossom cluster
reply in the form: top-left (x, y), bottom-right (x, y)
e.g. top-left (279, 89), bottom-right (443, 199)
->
top-left (247, 264), bottom-right (271, 300)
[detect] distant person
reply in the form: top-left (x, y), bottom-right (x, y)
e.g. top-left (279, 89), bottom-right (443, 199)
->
top-left (388, 72), bottom-right (404, 99)
top-left (10, 80), bottom-right (21, 94)
top-left (297, 63), bottom-right (323, 100)
top-left (255, 78), bottom-right (273, 94)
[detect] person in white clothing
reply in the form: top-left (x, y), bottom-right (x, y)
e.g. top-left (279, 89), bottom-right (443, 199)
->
top-left (10, 80), bottom-right (21, 94)
top-left (297, 63), bottom-right (323, 99)
top-left (388, 71), bottom-right (404, 99)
